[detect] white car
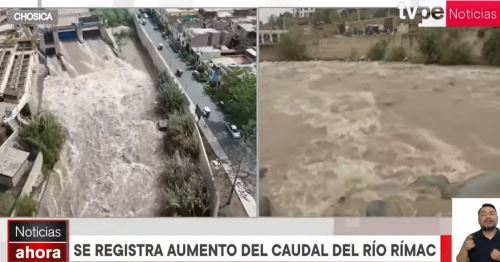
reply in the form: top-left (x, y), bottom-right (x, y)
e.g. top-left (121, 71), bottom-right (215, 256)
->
top-left (226, 123), bottom-right (241, 139)
top-left (203, 106), bottom-right (211, 118)
top-left (143, 13), bottom-right (149, 18)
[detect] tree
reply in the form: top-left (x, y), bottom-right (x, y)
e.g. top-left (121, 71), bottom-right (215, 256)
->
top-left (328, 10), bottom-right (342, 23)
top-left (276, 12), bottom-right (295, 29)
top-left (213, 69), bottom-right (256, 142)
top-left (241, 119), bottom-right (256, 144)
top-left (312, 9), bottom-right (331, 24)
top-left (268, 14), bottom-right (277, 29)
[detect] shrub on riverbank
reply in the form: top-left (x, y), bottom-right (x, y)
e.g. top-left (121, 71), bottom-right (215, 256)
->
top-left (19, 113), bottom-right (65, 170)
top-left (367, 39), bottom-right (387, 61)
top-left (0, 192), bottom-right (15, 216)
top-left (161, 157), bottom-right (209, 217)
top-left (164, 112), bottom-right (199, 159)
top-left (482, 30), bottom-right (500, 66)
top-left (417, 29), bottom-right (471, 65)
top-left (417, 29), bottom-right (442, 64)
top-left (278, 31), bottom-right (308, 61)
top-left (159, 84), bottom-right (189, 114)
top-left (14, 196), bottom-right (37, 217)
top-left (158, 71), bottom-right (189, 114)
top-left (439, 40), bottom-right (471, 65)
top-left (157, 70), bottom-right (208, 216)
top-left (384, 45), bottom-right (406, 62)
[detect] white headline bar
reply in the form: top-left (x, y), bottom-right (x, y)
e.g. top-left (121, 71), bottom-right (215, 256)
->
top-left (70, 235), bottom-right (440, 262)
top-left (0, 0), bottom-right (38, 7)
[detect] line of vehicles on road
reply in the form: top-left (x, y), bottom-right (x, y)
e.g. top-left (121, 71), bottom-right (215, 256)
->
top-left (136, 10), bottom-right (242, 140)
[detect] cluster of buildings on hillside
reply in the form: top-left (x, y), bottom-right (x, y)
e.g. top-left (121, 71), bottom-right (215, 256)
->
top-left (260, 8), bottom-right (413, 46)
top-left (0, 10), bottom-right (39, 189)
top-left (152, 8), bottom-right (257, 82)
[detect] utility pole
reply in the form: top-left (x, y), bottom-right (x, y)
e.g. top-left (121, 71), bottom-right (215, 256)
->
top-left (227, 159), bottom-right (242, 205)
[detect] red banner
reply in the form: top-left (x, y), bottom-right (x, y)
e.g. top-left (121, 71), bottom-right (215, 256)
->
top-left (447, 1), bottom-right (500, 27)
top-left (8, 242), bottom-right (68, 262)
top-left (440, 235), bottom-right (452, 262)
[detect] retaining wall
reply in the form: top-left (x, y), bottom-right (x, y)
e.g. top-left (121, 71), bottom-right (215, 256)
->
top-left (19, 152), bottom-right (43, 197)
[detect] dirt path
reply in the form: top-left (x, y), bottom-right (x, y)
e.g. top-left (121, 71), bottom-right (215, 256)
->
top-left (260, 61), bottom-right (500, 216)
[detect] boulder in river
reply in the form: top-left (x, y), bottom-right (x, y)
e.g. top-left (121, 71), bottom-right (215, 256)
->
top-left (366, 200), bottom-right (387, 216)
top-left (411, 175), bottom-right (450, 198)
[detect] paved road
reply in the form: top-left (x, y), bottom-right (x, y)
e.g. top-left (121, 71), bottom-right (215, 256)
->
top-left (139, 14), bottom-right (257, 199)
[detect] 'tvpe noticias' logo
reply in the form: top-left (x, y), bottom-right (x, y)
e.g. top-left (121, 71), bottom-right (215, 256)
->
top-left (8, 220), bottom-right (69, 262)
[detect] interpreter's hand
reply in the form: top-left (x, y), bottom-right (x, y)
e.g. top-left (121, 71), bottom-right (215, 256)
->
top-left (490, 248), bottom-right (500, 261)
top-left (463, 235), bottom-right (475, 252)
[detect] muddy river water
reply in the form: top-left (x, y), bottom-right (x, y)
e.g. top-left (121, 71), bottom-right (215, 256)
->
top-left (260, 61), bottom-right (500, 216)
top-left (37, 38), bottom-right (163, 217)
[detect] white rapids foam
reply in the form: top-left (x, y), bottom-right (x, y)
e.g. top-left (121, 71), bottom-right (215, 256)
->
top-left (38, 40), bottom-right (164, 217)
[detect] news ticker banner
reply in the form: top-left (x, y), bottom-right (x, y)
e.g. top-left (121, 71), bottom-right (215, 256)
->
top-left (0, 218), bottom-right (453, 262)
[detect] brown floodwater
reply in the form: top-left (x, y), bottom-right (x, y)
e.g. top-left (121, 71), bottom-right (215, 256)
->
top-left (259, 61), bottom-right (500, 216)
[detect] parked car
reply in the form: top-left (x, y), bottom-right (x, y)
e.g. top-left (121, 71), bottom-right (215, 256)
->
top-left (143, 13), bottom-right (149, 18)
top-left (141, 19), bottom-right (146, 25)
top-left (157, 43), bottom-right (164, 50)
top-left (162, 32), bottom-right (168, 39)
top-left (203, 107), bottom-right (211, 118)
top-left (226, 123), bottom-right (241, 139)
top-left (175, 69), bottom-right (183, 77)
top-left (192, 71), bottom-right (207, 82)
top-left (137, 13), bottom-right (142, 19)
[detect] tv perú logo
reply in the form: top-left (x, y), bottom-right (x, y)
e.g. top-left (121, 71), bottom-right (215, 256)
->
top-left (398, 2), bottom-right (446, 27)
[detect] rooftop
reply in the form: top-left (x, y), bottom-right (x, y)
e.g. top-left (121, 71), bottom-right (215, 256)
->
top-left (188, 27), bottom-right (220, 37)
top-left (237, 23), bottom-right (256, 32)
top-left (0, 24), bottom-right (15, 34)
top-left (232, 16), bottom-right (257, 24)
top-left (245, 48), bottom-right (257, 57)
top-left (201, 8), bottom-right (234, 12)
top-left (192, 46), bottom-right (221, 53)
top-left (165, 8), bottom-right (199, 16)
top-left (0, 147), bottom-right (29, 178)
top-left (217, 11), bottom-right (233, 18)
top-left (165, 8), bottom-right (198, 13)
top-left (210, 55), bottom-right (251, 67)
